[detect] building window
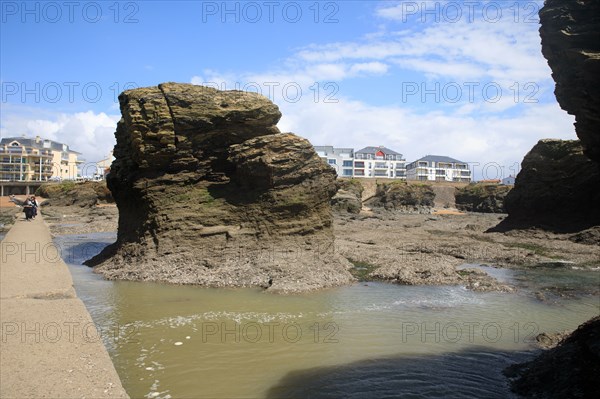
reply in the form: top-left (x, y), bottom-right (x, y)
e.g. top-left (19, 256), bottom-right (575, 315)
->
top-left (342, 169), bottom-right (353, 176)
top-left (343, 160), bottom-right (353, 167)
top-left (354, 169), bottom-right (365, 176)
top-left (328, 159), bottom-right (337, 165)
top-left (354, 161), bottom-right (365, 168)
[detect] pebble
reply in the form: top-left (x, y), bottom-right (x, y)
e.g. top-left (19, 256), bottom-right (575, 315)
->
top-left (174, 342), bottom-right (183, 346)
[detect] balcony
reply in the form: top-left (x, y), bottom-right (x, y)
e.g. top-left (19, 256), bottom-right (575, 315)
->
top-left (374, 162), bottom-right (388, 169)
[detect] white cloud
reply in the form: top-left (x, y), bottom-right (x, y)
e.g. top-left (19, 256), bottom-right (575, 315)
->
top-left (1, 105), bottom-right (119, 171)
top-left (276, 95), bottom-right (575, 180)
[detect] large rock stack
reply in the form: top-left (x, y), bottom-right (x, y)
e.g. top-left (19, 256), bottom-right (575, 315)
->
top-left (86, 83), bottom-right (353, 292)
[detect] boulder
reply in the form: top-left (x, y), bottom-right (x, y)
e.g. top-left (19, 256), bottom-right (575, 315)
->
top-left (85, 83), bottom-right (353, 292)
top-left (455, 183), bottom-right (511, 213)
top-left (540, 0), bottom-right (600, 162)
top-left (332, 179), bottom-right (363, 214)
top-left (368, 181), bottom-right (434, 213)
top-left (505, 316), bottom-right (600, 398)
top-left (35, 181), bottom-right (113, 207)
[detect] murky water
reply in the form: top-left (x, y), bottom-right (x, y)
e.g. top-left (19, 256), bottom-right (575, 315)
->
top-left (54, 233), bottom-right (600, 399)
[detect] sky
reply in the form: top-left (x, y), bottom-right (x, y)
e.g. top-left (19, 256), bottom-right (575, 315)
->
top-left (0, 0), bottom-right (576, 180)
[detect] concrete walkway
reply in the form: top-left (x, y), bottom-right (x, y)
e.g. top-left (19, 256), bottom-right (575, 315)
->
top-left (1, 212), bottom-right (128, 398)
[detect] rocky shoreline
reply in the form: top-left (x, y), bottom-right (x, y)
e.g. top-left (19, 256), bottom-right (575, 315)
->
top-left (41, 198), bottom-right (599, 296)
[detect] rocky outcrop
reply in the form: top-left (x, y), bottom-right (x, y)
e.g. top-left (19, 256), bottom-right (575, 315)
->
top-left (505, 316), bottom-right (600, 398)
top-left (85, 83), bottom-right (353, 292)
top-left (368, 181), bottom-right (434, 213)
top-left (331, 179), bottom-right (363, 214)
top-left (36, 181), bottom-right (113, 207)
top-left (496, 140), bottom-right (600, 232)
top-left (539, 0), bottom-right (600, 162)
top-left (455, 183), bottom-right (510, 213)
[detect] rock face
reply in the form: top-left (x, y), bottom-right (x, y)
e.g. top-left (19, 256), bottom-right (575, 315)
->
top-left (368, 181), bottom-right (434, 213)
top-left (85, 83), bottom-right (353, 292)
top-left (505, 316), bottom-right (600, 398)
top-left (331, 179), bottom-right (363, 214)
top-left (455, 183), bottom-right (511, 213)
top-left (36, 181), bottom-right (113, 207)
top-left (539, 0), bottom-right (600, 162)
top-left (497, 139), bottom-right (600, 232)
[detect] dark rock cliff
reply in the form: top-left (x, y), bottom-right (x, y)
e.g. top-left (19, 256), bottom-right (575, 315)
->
top-left (497, 139), bottom-right (600, 232)
top-left (85, 83), bottom-right (353, 292)
top-left (496, 1), bottom-right (600, 233)
top-left (539, 0), bottom-right (600, 162)
top-left (498, 140), bottom-right (600, 232)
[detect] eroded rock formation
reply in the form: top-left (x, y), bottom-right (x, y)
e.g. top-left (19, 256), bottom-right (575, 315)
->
top-left (539, 0), bottom-right (600, 162)
top-left (85, 83), bottom-right (353, 292)
top-left (368, 181), bottom-right (434, 213)
top-left (331, 179), bottom-right (363, 214)
top-left (455, 183), bottom-right (511, 214)
top-left (497, 139), bottom-right (600, 232)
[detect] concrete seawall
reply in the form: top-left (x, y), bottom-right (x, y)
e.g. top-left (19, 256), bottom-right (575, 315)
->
top-left (0, 212), bottom-right (128, 398)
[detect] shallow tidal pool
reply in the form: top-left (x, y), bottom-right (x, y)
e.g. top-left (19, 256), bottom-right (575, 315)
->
top-left (55, 233), bottom-right (600, 399)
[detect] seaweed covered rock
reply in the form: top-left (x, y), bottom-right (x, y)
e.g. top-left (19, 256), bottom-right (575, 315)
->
top-left (332, 179), bottom-right (363, 214)
top-left (35, 181), bottom-right (113, 207)
top-left (85, 83), bottom-right (353, 292)
top-left (455, 183), bottom-right (511, 213)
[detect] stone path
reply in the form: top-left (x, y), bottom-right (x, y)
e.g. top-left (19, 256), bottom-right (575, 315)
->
top-left (0, 212), bottom-right (128, 398)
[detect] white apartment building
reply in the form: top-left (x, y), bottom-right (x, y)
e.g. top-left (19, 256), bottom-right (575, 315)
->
top-left (354, 146), bottom-right (406, 179)
top-left (406, 155), bottom-right (471, 182)
top-left (314, 146), bottom-right (355, 177)
top-left (0, 136), bottom-right (83, 181)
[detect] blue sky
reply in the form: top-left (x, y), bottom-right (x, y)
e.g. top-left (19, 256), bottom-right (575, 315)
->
top-left (1, 1), bottom-right (576, 179)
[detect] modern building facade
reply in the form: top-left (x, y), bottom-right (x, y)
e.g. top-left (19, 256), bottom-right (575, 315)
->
top-left (354, 146), bottom-right (406, 179)
top-left (314, 146), bottom-right (355, 177)
top-left (406, 155), bottom-right (471, 182)
top-left (0, 136), bottom-right (83, 181)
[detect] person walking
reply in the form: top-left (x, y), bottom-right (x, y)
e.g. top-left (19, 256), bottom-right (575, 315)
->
top-left (23, 197), bottom-right (34, 221)
top-left (31, 196), bottom-right (38, 219)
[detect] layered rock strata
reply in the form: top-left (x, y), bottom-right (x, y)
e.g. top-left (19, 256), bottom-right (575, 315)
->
top-left (539, 0), bottom-right (600, 162)
top-left (85, 83), bottom-right (353, 292)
